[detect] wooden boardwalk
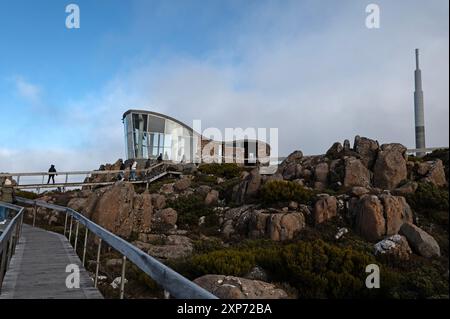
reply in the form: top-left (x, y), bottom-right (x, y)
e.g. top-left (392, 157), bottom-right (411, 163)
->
top-left (0, 224), bottom-right (103, 299)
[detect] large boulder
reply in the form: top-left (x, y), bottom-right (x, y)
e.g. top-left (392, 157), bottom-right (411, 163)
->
top-left (373, 143), bottom-right (407, 190)
top-left (379, 194), bottom-right (413, 235)
top-left (89, 183), bottom-right (152, 238)
top-left (233, 169), bottom-right (261, 204)
top-left (326, 142), bottom-right (343, 159)
top-left (313, 162), bottom-right (329, 190)
top-left (353, 195), bottom-right (386, 241)
top-left (353, 136), bottom-right (379, 169)
top-left (174, 178), bottom-right (191, 192)
top-left (343, 157), bottom-right (371, 188)
top-left (350, 194), bottom-right (413, 241)
top-left (204, 190), bottom-right (219, 206)
top-left (147, 235), bottom-right (193, 260)
top-left (234, 209), bottom-right (305, 241)
top-left (268, 212), bottom-right (305, 241)
top-left (194, 275), bottom-right (288, 299)
top-left (399, 223), bottom-right (441, 258)
top-left (154, 208), bottom-right (178, 226)
top-left (418, 160), bottom-right (447, 187)
top-left (313, 195), bottom-right (337, 224)
top-left (151, 194), bottom-right (166, 210)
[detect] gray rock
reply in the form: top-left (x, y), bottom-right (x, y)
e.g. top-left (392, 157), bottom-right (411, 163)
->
top-left (399, 223), bottom-right (441, 258)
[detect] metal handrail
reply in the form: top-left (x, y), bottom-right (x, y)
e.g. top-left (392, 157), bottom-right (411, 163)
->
top-left (0, 202), bottom-right (25, 291)
top-left (15, 197), bottom-right (217, 299)
top-left (0, 162), bottom-right (168, 178)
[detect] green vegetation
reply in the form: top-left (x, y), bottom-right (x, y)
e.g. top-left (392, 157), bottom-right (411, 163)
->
top-left (198, 163), bottom-right (242, 179)
top-left (260, 180), bottom-right (315, 205)
top-left (14, 190), bottom-right (40, 200)
top-left (167, 194), bottom-right (216, 229)
top-left (407, 182), bottom-right (449, 212)
top-left (173, 239), bottom-right (449, 299)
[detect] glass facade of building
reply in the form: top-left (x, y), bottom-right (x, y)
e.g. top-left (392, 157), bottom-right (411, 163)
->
top-left (123, 110), bottom-right (198, 162)
top-left (123, 109), bottom-right (271, 165)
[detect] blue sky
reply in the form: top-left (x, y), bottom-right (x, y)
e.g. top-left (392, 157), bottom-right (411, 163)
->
top-left (0, 0), bottom-right (448, 171)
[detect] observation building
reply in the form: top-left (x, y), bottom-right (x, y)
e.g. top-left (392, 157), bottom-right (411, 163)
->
top-left (122, 109), bottom-right (271, 165)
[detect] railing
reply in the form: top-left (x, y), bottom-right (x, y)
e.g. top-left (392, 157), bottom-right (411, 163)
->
top-left (0, 202), bottom-right (24, 292)
top-left (1, 162), bottom-right (176, 193)
top-left (15, 197), bottom-right (217, 299)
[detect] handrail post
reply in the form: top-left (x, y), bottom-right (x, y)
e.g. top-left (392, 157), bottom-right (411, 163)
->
top-left (64, 212), bottom-right (68, 235)
top-left (120, 255), bottom-right (127, 299)
top-left (0, 242), bottom-right (8, 289)
top-left (94, 238), bottom-right (102, 288)
top-left (82, 228), bottom-right (88, 266)
top-left (74, 221), bottom-right (79, 252)
top-left (6, 232), bottom-right (15, 270)
top-left (68, 215), bottom-right (73, 243)
top-left (33, 203), bottom-right (37, 227)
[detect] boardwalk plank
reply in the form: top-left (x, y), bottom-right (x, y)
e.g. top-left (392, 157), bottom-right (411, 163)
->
top-left (0, 224), bottom-right (103, 299)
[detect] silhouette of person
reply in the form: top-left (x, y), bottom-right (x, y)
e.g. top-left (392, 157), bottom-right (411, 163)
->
top-left (47, 165), bottom-right (57, 184)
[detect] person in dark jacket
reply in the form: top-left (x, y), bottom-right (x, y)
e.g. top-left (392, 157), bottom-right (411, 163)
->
top-left (47, 165), bottom-right (57, 184)
top-left (118, 162), bottom-right (126, 181)
top-left (157, 153), bottom-right (163, 163)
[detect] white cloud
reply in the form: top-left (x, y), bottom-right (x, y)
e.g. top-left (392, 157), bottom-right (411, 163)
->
top-left (1, 0), bottom-right (448, 173)
top-left (13, 76), bottom-right (41, 104)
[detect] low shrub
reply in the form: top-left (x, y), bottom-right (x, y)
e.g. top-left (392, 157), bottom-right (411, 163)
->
top-left (260, 180), bottom-right (315, 205)
top-left (167, 194), bottom-right (215, 228)
top-left (198, 163), bottom-right (242, 179)
top-left (407, 182), bottom-right (449, 212)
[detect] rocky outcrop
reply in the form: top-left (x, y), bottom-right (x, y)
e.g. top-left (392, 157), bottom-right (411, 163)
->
top-left (399, 223), bottom-right (441, 258)
top-left (233, 169), bottom-right (262, 204)
top-left (146, 235), bottom-right (193, 260)
top-left (373, 143), bottom-right (407, 190)
top-left (268, 212), bottom-right (305, 241)
top-left (350, 194), bottom-right (413, 241)
top-left (379, 194), bottom-right (413, 235)
top-left (87, 182), bottom-right (153, 238)
top-left (352, 195), bottom-right (386, 241)
top-left (194, 275), bottom-right (288, 299)
top-left (313, 162), bottom-right (329, 190)
top-left (223, 207), bottom-right (305, 241)
top-left (313, 195), bottom-right (337, 224)
top-left (154, 208), bottom-right (177, 226)
top-left (353, 136), bottom-right (379, 169)
top-left (343, 157), bottom-right (371, 188)
top-left (174, 178), bottom-right (192, 192)
top-left (416, 160), bottom-right (447, 187)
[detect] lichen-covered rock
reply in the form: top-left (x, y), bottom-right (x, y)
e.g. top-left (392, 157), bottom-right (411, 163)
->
top-left (313, 162), bottom-right (329, 190)
top-left (374, 234), bottom-right (412, 260)
top-left (193, 275), bottom-right (288, 299)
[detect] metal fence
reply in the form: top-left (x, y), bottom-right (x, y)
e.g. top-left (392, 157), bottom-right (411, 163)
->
top-left (0, 202), bottom-right (24, 292)
top-left (15, 197), bottom-right (217, 299)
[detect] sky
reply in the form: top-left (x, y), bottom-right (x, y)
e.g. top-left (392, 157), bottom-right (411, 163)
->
top-left (0, 0), bottom-right (448, 172)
